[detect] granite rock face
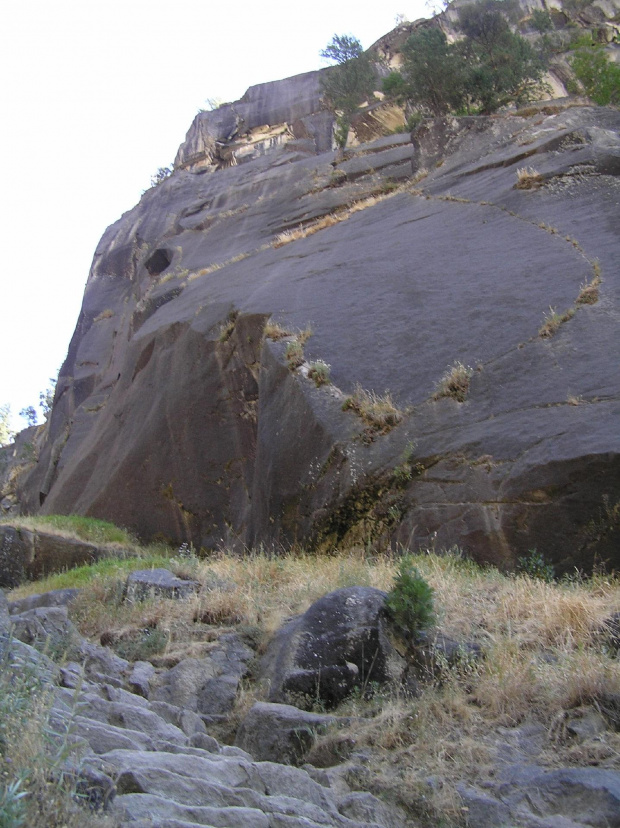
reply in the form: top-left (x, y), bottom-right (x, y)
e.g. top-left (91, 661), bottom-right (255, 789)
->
top-left (11, 49), bottom-right (620, 572)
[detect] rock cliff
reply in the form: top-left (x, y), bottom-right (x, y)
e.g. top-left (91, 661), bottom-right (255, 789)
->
top-left (10, 0), bottom-right (620, 572)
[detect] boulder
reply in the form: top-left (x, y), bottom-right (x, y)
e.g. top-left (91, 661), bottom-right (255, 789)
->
top-left (260, 587), bottom-right (406, 709)
top-left (128, 660), bottom-right (156, 697)
top-left (125, 568), bottom-right (200, 601)
top-left (9, 605), bottom-right (83, 658)
top-left (235, 701), bottom-right (337, 765)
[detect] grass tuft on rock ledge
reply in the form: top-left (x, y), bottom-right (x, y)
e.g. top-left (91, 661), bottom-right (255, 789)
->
top-left (432, 362), bottom-right (473, 402)
top-left (539, 306), bottom-right (575, 338)
top-left (342, 384), bottom-right (403, 434)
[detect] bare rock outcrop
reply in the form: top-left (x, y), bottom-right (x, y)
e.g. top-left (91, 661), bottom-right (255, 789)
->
top-left (9, 7), bottom-right (620, 574)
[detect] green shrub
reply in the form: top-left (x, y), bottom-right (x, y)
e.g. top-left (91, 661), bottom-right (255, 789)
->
top-left (517, 548), bottom-right (555, 582)
top-left (385, 557), bottom-right (435, 636)
top-left (0, 778), bottom-right (28, 828)
top-left (285, 341), bottom-right (305, 369)
top-left (319, 35), bottom-right (376, 148)
top-left (530, 9), bottom-right (553, 33)
top-left (569, 39), bottom-right (620, 106)
top-left (112, 627), bottom-right (169, 662)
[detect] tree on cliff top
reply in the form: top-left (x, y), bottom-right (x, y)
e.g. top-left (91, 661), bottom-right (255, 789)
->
top-left (320, 35), bottom-right (376, 147)
top-left (384, 1), bottom-right (547, 115)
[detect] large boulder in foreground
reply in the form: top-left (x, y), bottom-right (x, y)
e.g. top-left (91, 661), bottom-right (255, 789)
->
top-left (260, 587), bottom-right (406, 709)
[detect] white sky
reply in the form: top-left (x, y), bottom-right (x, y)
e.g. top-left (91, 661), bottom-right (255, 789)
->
top-left (1, 0), bottom-right (429, 431)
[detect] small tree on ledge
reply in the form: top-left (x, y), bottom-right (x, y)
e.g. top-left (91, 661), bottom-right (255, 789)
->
top-left (320, 35), bottom-right (376, 148)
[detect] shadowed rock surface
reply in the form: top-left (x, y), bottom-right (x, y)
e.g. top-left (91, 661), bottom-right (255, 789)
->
top-left (7, 10), bottom-right (620, 573)
top-left (0, 523), bottom-right (131, 588)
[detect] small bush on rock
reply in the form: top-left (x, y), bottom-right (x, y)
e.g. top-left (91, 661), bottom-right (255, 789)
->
top-left (385, 556), bottom-right (435, 637)
top-left (308, 360), bottom-right (331, 387)
top-left (515, 167), bottom-right (543, 189)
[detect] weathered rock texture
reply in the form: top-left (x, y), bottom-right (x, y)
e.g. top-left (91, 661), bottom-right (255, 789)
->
top-left (2, 585), bottom-right (408, 828)
top-left (9, 2), bottom-right (620, 574)
top-left (260, 587), bottom-right (406, 709)
top-left (5, 579), bottom-right (620, 828)
top-left (0, 523), bottom-right (130, 588)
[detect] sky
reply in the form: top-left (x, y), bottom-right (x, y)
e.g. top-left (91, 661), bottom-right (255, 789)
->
top-left (1, 0), bottom-right (430, 432)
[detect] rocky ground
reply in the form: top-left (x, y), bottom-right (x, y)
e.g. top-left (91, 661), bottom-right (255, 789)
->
top-left (3, 553), bottom-right (620, 827)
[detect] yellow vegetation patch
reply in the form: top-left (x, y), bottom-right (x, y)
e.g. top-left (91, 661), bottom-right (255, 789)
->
top-left (342, 383), bottom-right (403, 433)
top-left (515, 166), bottom-right (544, 189)
top-left (273, 187), bottom-right (410, 249)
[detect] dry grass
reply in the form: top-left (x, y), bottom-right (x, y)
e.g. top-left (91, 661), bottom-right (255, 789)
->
top-left (186, 252), bottom-right (250, 283)
top-left (218, 309), bottom-right (239, 342)
top-left (64, 546), bottom-right (396, 657)
top-left (264, 321), bottom-right (294, 341)
top-left (273, 188), bottom-right (406, 249)
top-left (0, 654), bottom-right (116, 827)
top-left (576, 263), bottom-right (602, 305)
top-left (515, 167), bottom-right (544, 189)
top-left (308, 552), bottom-right (620, 823)
top-left (296, 325), bottom-right (313, 345)
top-left (432, 362), bottom-right (473, 402)
top-left (538, 221), bottom-right (558, 234)
top-left (281, 325), bottom-right (313, 371)
top-left (187, 262), bottom-right (225, 281)
top-left (342, 384), bottom-right (403, 434)
top-left (539, 306), bottom-right (575, 338)
top-left (273, 215), bottom-right (341, 247)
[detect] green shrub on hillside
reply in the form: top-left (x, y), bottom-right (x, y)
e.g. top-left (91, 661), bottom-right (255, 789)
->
top-left (385, 556), bottom-right (435, 636)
